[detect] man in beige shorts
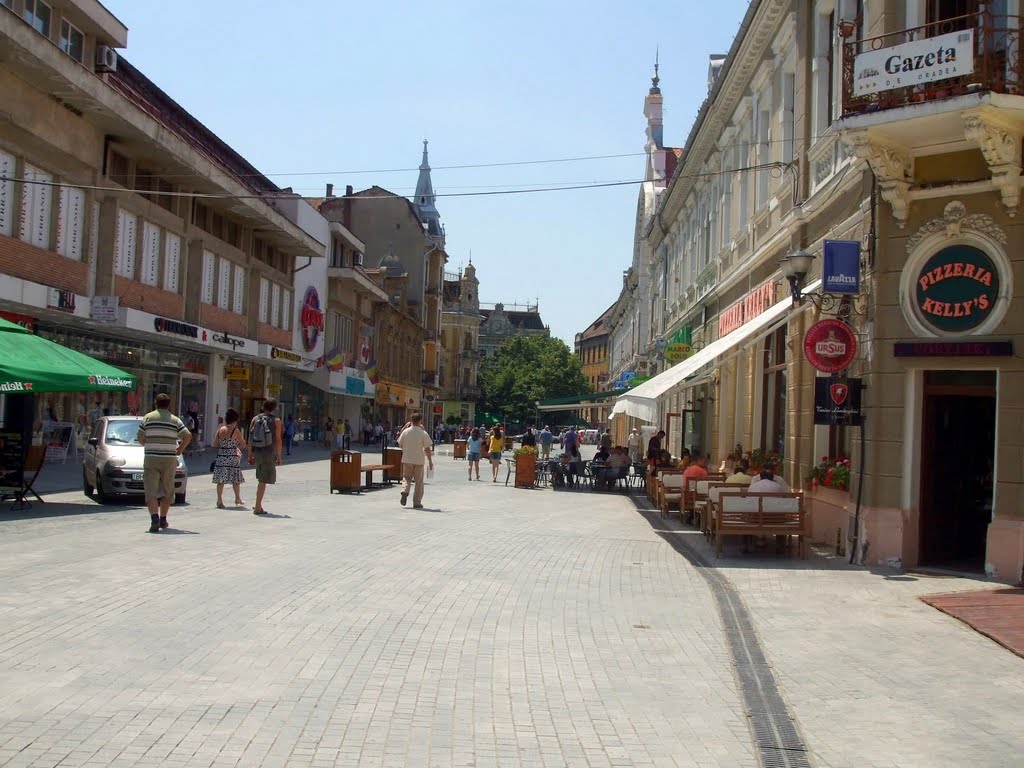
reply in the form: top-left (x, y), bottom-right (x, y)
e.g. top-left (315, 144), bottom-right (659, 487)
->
top-left (137, 392), bottom-right (191, 533)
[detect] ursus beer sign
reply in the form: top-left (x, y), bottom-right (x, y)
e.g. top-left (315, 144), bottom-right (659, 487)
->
top-left (803, 319), bottom-right (858, 374)
top-left (914, 244), bottom-right (999, 334)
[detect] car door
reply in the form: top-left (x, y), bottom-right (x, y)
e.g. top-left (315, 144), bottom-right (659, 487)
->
top-left (84, 418), bottom-right (104, 483)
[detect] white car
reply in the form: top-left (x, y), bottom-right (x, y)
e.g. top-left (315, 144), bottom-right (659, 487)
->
top-left (83, 416), bottom-right (188, 504)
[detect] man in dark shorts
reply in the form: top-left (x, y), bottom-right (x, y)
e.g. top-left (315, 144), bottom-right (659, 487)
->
top-left (247, 398), bottom-right (283, 516)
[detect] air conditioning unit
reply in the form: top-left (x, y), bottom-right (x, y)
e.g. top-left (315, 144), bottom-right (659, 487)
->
top-left (354, 252), bottom-right (363, 266)
top-left (95, 45), bottom-right (118, 73)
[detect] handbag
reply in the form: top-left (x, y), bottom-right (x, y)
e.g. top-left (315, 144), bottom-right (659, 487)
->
top-left (209, 459), bottom-right (217, 472)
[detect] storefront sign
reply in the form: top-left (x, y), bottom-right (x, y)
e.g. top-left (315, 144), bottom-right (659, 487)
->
top-left (913, 244), bottom-right (999, 334)
top-left (154, 316), bottom-right (201, 340)
top-left (224, 366), bottom-right (250, 382)
top-left (90, 296), bottom-right (120, 323)
top-left (853, 29), bottom-right (973, 97)
top-left (345, 376), bottom-right (365, 396)
top-left (719, 280), bottom-right (776, 337)
top-left (804, 319), bottom-right (858, 373)
top-left (894, 340), bottom-right (1012, 357)
top-left (813, 378), bottom-right (863, 426)
top-left (300, 286), bottom-right (324, 352)
top-left (209, 332), bottom-right (248, 352)
top-left (0, 311), bottom-right (36, 332)
top-left (823, 240), bottom-right (861, 294)
top-left (47, 287), bottom-right (76, 314)
top-left (665, 327), bottom-right (692, 364)
top-left (270, 347), bottom-right (302, 364)
top-left (267, 383), bottom-right (282, 395)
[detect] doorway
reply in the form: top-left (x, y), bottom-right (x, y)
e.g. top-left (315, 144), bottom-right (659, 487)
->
top-left (919, 370), bottom-right (996, 571)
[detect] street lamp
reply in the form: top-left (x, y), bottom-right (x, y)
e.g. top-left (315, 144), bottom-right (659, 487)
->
top-left (779, 248), bottom-right (815, 305)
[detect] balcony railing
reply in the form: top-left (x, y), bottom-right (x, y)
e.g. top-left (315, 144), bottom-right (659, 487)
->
top-left (842, 11), bottom-right (1023, 117)
top-left (422, 370), bottom-right (437, 387)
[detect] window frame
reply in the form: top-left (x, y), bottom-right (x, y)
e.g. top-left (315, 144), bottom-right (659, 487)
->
top-left (24, 0), bottom-right (51, 38)
top-left (59, 18), bottom-right (84, 62)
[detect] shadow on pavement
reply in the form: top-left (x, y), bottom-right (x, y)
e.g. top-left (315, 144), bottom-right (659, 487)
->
top-left (0, 499), bottom-right (136, 522)
top-left (252, 512), bottom-right (291, 519)
top-left (156, 528), bottom-right (200, 535)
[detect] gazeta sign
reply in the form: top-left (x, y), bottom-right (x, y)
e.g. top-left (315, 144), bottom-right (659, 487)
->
top-left (854, 29), bottom-right (973, 97)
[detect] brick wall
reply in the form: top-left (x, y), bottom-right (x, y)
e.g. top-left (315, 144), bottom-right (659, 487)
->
top-left (0, 236), bottom-right (88, 295)
top-left (200, 303), bottom-right (247, 336)
top-left (258, 323), bottom-right (292, 348)
top-left (114, 277), bottom-right (184, 319)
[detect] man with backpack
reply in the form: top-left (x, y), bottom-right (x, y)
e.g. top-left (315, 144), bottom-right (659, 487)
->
top-left (247, 398), bottom-right (282, 516)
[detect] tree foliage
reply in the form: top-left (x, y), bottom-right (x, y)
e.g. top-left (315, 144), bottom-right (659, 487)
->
top-left (478, 335), bottom-right (589, 424)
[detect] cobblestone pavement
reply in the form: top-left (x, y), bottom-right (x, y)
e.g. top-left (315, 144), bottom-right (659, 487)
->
top-left (1, 448), bottom-right (1021, 768)
top-left (0, 451), bottom-right (755, 768)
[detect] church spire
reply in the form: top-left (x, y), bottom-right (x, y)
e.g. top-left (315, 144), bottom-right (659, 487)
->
top-left (643, 53), bottom-right (667, 185)
top-left (650, 47), bottom-right (660, 94)
top-left (414, 140), bottom-right (443, 245)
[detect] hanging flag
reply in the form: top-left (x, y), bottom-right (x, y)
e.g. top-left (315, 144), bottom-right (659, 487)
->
top-left (365, 361), bottom-right (379, 385)
top-left (324, 347), bottom-right (345, 371)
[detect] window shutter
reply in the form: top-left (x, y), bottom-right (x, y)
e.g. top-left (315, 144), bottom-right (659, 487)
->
top-left (19, 164), bottom-right (52, 249)
top-left (140, 220), bottom-right (160, 286)
top-left (0, 149), bottom-right (14, 236)
top-left (281, 289), bottom-right (291, 331)
top-left (232, 264), bottom-right (245, 314)
top-left (56, 186), bottom-right (85, 261)
top-left (163, 232), bottom-right (181, 293)
top-left (201, 250), bottom-right (215, 303)
top-left (115, 209), bottom-right (137, 278)
top-left (270, 283), bottom-right (281, 328)
top-left (88, 201), bottom-right (100, 271)
top-left (217, 257), bottom-right (231, 309)
top-left (258, 277), bottom-right (269, 323)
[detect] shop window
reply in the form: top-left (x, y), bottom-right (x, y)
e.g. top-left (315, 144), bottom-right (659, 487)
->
top-left (56, 186), bottom-right (85, 262)
top-left (19, 163), bottom-right (52, 249)
top-left (114, 209), bottom-right (137, 278)
top-left (140, 220), bottom-right (160, 285)
top-left (201, 250), bottom-right (215, 303)
top-left (0, 149), bottom-right (13, 236)
top-left (232, 264), bottom-right (245, 314)
top-left (760, 326), bottom-right (787, 455)
top-left (163, 232), bottom-right (181, 293)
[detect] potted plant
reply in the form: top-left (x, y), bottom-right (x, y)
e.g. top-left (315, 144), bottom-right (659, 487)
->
top-left (805, 456), bottom-right (851, 492)
top-left (513, 445), bottom-right (538, 488)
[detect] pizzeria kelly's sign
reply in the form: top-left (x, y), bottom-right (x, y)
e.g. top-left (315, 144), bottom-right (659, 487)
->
top-left (914, 244), bottom-right (999, 334)
top-left (853, 29), bottom-right (973, 97)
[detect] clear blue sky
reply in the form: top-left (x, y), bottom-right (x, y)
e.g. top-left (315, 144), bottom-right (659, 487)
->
top-left (102, 0), bottom-right (751, 345)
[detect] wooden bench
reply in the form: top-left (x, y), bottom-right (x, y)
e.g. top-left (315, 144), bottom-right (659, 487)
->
top-left (715, 490), bottom-right (808, 557)
top-left (648, 466), bottom-right (681, 502)
top-left (361, 463), bottom-right (397, 489)
top-left (657, 472), bottom-right (685, 518)
top-left (701, 481), bottom-right (735, 537)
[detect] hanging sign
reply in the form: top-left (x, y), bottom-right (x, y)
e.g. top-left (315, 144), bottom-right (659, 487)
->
top-left (664, 327), bottom-right (693, 364)
top-left (224, 366), bottom-right (250, 382)
top-left (47, 288), bottom-right (77, 314)
top-left (300, 286), bottom-right (324, 352)
top-left (823, 240), bottom-right (861, 294)
top-left (853, 29), bottom-right (973, 97)
top-left (913, 244), bottom-right (1000, 334)
top-left (804, 319), bottom-right (858, 373)
top-left (813, 378), bottom-right (864, 426)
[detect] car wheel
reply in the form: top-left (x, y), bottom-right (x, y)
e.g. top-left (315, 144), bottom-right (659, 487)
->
top-left (83, 468), bottom-right (94, 498)
top-left (95, 475), bottom-right (110, 504)
top-left (174, 492), bottom-right (186, 505)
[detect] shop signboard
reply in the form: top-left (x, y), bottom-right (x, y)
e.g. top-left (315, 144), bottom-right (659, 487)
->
top-left (719, 280), bottom-right (776, 337)
top-left (345, 376), bottom-right (365, 396)
top-left (0, 312), bottom-right (36, 332)
top-left (207, 331), bottom-right (252, 353)
top-left (224, 366), bottom-right (250, 382)
top-left (912, 244), bottom-right (1000, 334)
top-left (853, 29), bottom-right (973, 97)
top-left (300, 286), bottom-right (324, 352)
top-left (803, 319), bottom-right (858, 373)
top-left (153, 316), bottom-right (202, 340)
top-left (894, 340), bottom-right (1012, 357)
top-left (665, 327), bottom-right (692, 364)
top-left (270, 347), bottom-right (302, 364)
top-left (0, 431), bottom-right (25, 491)
top-left (823, 240), bottom-right (861, 294)
top-left (47, 287), bottom-right (76, 314)
top-left (813, 377), bottom-right (863, 426)
top-left (90, 296), bottom-right (120, 323)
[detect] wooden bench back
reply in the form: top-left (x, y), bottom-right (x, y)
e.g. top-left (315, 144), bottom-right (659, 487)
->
top-left (705, 481), bottom-right (735, 505)
top-left (660, 473), bottom-right (685, 491)
top-left (717, 490), bottom-right (805, 532)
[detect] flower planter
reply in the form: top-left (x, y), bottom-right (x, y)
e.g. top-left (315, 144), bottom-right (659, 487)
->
top-left (806, 485), bottom-right (850, 545)
top-left (515, 454), bottom-right (537, 488)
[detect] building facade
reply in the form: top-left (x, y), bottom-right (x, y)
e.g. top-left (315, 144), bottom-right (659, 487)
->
top-left (0, 1), bottom-right (320, 453)
top-left (439, 262), bottom-right (483, 429)
top-left (574, 304), bottom-right (614, 426)
top-left (478, 302), bottom-right (549, 358)
top-left (610, 0), bottom-right (1024, 582)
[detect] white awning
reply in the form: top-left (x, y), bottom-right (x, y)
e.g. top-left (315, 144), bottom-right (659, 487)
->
top-left (610, 280), bottom-right (820, 422)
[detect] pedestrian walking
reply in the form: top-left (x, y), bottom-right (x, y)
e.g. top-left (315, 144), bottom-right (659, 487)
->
top-left (467, 427), bottom-right (483, 481)
top-left (397, 412), bottom-right (434, 509)
top-left (136, 392), bottom-right (191, 533)
top-left (323, 417), bottom-right (334, 448)
top-left (212, 408), bottom-right (245, 509)
top-left (600, 428), bottom-right (612, 452)
top-left (627, 428), bottom-right (642, 464)
top-left (283, 414), bottom-right (296, 456)
top-left (362, 418), bottom-right (372, 445)
top-left (343, 419), bottom-right (352, 450)
top-left (488, 425), bottom-right (504, 482)
top-left (247, 398), bottom-right (283, 516)
top-left (539, 425), bottom-right (554, 459)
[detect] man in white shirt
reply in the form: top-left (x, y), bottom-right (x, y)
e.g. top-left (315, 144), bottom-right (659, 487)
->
top-left (748, 464), bottom-right (791, 493)
top-left (397, 412), bottom-right (434, 509)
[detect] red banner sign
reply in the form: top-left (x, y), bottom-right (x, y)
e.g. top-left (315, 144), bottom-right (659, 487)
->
top-left (719, 280), bottom-right (776, 337)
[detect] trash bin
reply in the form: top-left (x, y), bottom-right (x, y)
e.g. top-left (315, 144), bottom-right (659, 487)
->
top-left (384, 446), bottom-right (403, 483)
top-left (453, 439), bottom-right (467, 459)
top-left (330, 450), bottom-right (361, 494)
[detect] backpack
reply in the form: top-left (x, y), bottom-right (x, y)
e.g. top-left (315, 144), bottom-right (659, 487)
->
top-left (251, 414), bottom-right (274, 448)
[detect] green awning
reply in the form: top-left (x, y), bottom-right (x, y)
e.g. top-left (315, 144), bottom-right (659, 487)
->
top-left (0, 318), bottom-right (136, 393)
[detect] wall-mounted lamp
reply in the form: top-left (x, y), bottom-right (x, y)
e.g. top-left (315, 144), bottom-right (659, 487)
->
top-left (779, 249), bottom-right (816, 306)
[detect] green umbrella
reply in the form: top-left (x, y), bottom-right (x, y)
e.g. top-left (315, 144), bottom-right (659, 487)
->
top-left (0, 317), bottom-right (136, 393)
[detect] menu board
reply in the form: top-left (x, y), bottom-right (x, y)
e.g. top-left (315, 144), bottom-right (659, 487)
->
top-left (0, 431), bottom-right (25, 491)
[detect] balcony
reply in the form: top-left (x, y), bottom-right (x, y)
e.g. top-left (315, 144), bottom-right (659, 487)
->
top-left (421, 369), bottom-right (438, 387)
top-left (460, 384), bottom-right (481, 399)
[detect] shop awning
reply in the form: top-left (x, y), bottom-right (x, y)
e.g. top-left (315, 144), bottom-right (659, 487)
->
top-left (610, 280), bottom-right (820, 423)
top-left (536, 389), bottom-right (627, 413)
top-left (0, 318), bottom-right (137, 393)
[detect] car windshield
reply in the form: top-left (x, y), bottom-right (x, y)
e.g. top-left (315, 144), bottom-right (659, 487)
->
top-left (105, 420), bottom-right (142, 445)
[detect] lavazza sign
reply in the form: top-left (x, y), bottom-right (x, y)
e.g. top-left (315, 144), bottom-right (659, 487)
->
top-left (853, 29), bottom-right (974, 97)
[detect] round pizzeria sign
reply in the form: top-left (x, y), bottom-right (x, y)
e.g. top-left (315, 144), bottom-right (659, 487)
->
top-left (300, 286), bottom-right (324, 352)
top-left (803, 319), bottom-right (858, 373)
top-left (914, 244), bottom-right (999, 334)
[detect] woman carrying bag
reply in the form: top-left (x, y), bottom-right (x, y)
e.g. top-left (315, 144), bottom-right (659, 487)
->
top-left (212, 408), bottom-right (246, 509)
